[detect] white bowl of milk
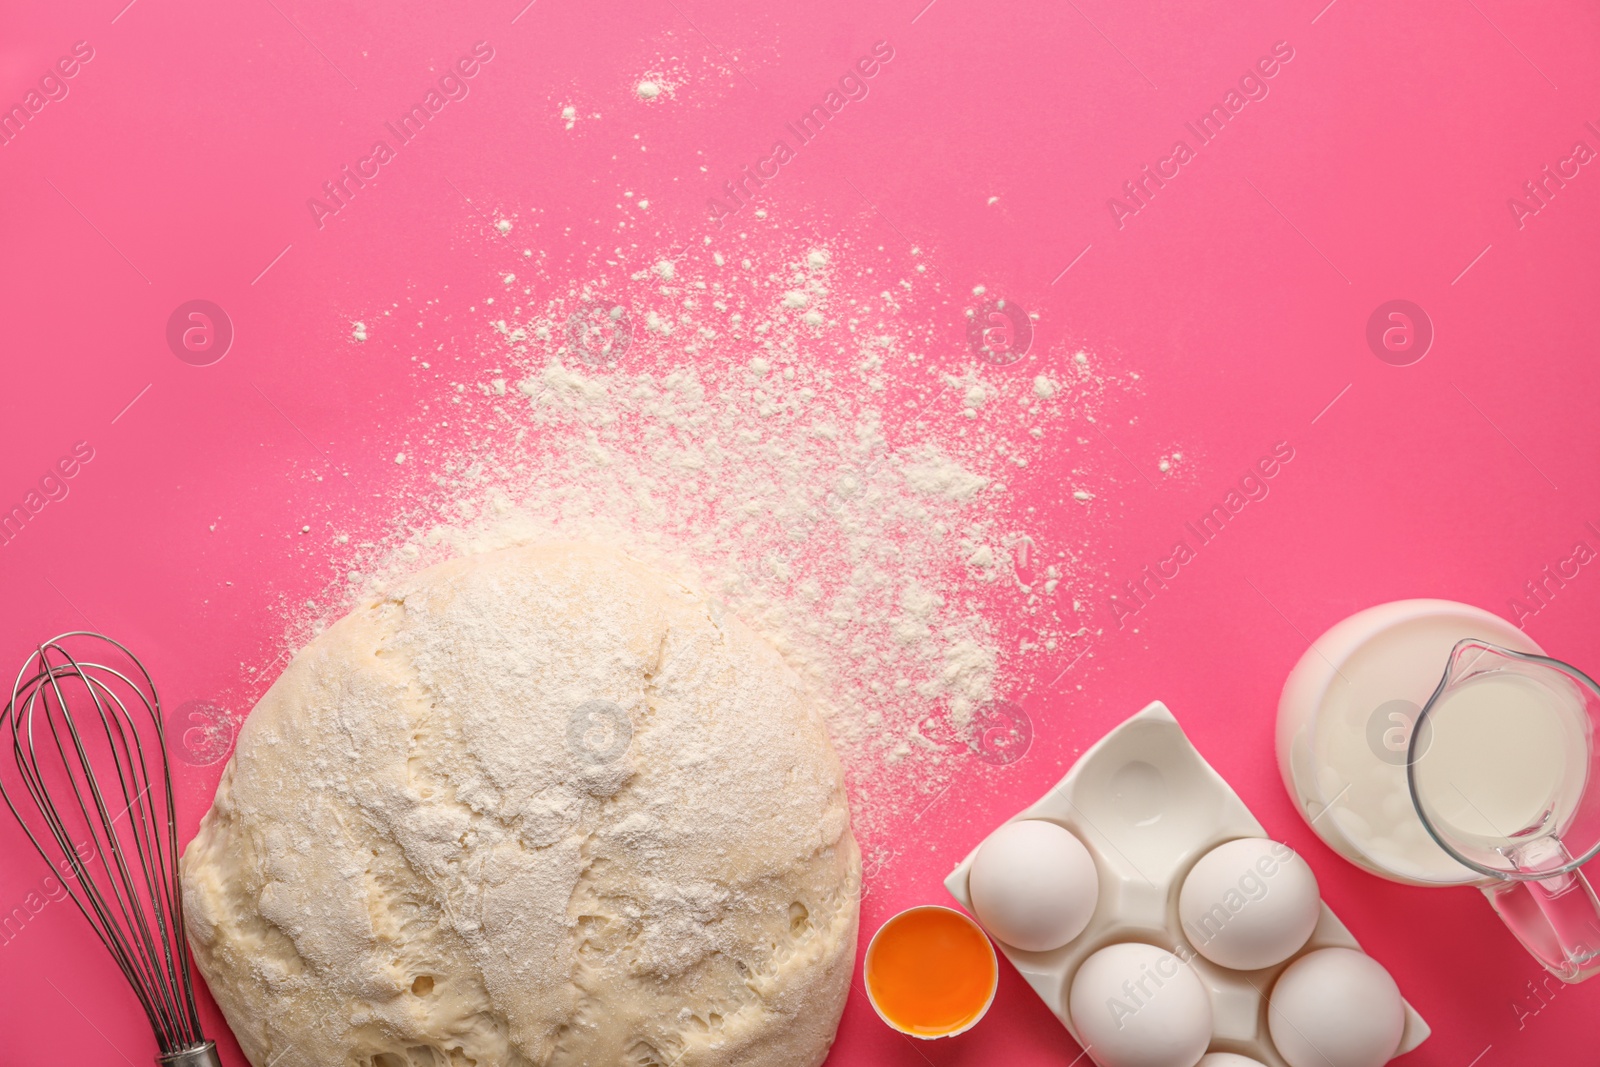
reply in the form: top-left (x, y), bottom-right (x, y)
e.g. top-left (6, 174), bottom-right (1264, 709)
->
top-left (1279, 599), bottom-right (1600, 983)
top-left (1276, 598), bottom-right (1543, 887)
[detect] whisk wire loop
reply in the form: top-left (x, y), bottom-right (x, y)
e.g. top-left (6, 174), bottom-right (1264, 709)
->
top-left (45, 654), bottom-right (188, 1044)
top-left (0, 633), bottom-right (210, 1058)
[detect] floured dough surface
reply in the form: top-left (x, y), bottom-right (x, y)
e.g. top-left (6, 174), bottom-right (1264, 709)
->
top-left (181, 542), bottom-right (860, 1067)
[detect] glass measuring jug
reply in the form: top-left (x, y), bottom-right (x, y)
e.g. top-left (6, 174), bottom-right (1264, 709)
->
top-left (1408, 640), bottom-right (1600, 983)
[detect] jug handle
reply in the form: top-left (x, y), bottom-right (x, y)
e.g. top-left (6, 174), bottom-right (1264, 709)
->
top-left (1483, 865), bottom-right (1600, 983)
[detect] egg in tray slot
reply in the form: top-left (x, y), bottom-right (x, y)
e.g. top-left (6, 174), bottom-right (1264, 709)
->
top-left (945, 701), bottom-right (1428, 1067)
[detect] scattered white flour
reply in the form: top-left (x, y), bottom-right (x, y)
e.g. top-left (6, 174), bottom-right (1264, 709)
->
top-left (902, 446), bottom-right (989, 500)
top-left (561, 104), bottom-right (577, 129)
top-left (495, 218), bottom-right (513, 234)
top-left (636, 80), bottom-right (662, 100)
top-left (350, 321), bottom-right (367, 342)
top-left (293, 239), bottom-right (1129, 852)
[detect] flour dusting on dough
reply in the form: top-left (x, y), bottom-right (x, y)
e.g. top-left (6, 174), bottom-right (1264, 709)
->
top-left (297, 240), bottom-right (1130, 852)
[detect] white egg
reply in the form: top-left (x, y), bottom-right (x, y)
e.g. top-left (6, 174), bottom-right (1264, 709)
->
top-left (1197, 1055), bottom-right (1267, 1067)
top-left (1068, 942), bottom-right (1212, 1067)
top-left (1268, 948), bottom-right (1405, 1067)
top-left (1178, 838), bottom-right (1320, 970)
top-left (968, 819), bottom-right (1098, 952)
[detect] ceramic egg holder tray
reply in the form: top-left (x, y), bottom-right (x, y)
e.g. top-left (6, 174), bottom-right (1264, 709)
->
top-left (944, 702), bottom-right (1429, 1066)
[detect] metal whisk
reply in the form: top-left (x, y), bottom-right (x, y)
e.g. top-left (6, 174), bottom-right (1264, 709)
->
top-left (0, 633), bottom-right (222, 1067)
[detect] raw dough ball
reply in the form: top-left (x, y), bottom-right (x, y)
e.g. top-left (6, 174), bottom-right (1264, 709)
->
top-left (181, 542), bottom-right (861, 1067)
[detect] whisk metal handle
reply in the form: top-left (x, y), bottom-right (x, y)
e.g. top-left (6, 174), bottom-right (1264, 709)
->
top-left (158, 1041), bottom-right (223, 1067)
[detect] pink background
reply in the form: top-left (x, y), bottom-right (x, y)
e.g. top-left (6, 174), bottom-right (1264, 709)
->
top-left (3, 0), bottom-right (1599, 1063)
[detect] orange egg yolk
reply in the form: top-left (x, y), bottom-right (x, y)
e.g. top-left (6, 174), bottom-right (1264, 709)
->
top-left (866, 908), bottom-right (997, 1037)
